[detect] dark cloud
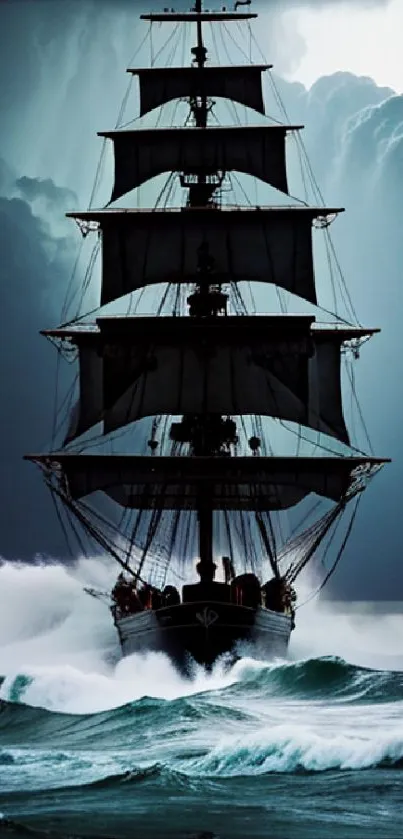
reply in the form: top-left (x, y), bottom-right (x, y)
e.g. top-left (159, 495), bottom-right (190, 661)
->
top-left (16, 177), bottom-right (77, 209)
top-left (272, 72), bottom-right (395, 184)
top-left (299, 84), bottom-right (403, 600)
top-left (0, 173), bottom-right (76, 560)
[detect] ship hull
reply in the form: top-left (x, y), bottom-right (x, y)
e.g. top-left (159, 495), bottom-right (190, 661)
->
top-left (114, 602), bottom-right (292, 673)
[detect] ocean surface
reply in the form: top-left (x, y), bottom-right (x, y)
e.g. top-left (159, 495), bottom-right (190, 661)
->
top-left (0, 560), bottom-right (402, 839)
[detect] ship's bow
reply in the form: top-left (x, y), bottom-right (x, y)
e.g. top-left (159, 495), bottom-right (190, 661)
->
top-left (115, 601), bottom-right (292, 672)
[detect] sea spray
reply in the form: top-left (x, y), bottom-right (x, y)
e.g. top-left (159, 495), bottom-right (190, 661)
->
top-left (0, 560), bottom-right (402, 713)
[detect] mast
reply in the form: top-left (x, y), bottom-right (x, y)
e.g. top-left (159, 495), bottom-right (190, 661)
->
top-left (186, 0), bottom-right (219, 216)
top-left (193, 0), bottom-right (208, 126)
top-left (198, 498), bottom-right (214, 581)
top-left (195, 0), bottom-right (213, 582)
top-left (195, 0), bottom-right (206, 73)
top-left (188, 0), bottom-right (220, 581)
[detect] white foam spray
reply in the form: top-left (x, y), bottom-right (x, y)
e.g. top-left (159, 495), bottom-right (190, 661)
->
top-left (290, 587), bottom-right (403, 671)
top-left (0, 560), bottom-right (240, 713)
top-left (0, 560), bottom-right (401, 714)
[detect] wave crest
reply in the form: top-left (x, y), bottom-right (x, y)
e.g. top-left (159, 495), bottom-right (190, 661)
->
top-left (183, 726), bottom-right (403, 776)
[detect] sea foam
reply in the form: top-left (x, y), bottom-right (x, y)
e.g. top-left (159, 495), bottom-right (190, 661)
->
top-left (0, 559), bottom-right (402, 716)
top-left (183, 725), bottom-right (403, 775)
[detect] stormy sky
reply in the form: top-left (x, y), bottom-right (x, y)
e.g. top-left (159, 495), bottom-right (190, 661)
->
top-left (0, 0), bottom-right (402, 599)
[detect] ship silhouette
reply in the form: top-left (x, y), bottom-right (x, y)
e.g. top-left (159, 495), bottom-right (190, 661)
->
top-left (25, 0), bottom-right (389, 674)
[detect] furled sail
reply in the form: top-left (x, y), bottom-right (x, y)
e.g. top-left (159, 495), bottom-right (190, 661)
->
top-left (50, 317), bottom-right (374, 447)
top-left (69, 207), bottom-right (342, 306)
top-left (128, 66), bottom-right (271, 117)
top-left (25, 454), bottom-right (385, 512)
top-left (99, 124), bottom-right (303, 202)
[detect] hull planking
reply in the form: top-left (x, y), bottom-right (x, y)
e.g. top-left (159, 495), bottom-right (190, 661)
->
top-left (114, 602), bottom-right (292, 674)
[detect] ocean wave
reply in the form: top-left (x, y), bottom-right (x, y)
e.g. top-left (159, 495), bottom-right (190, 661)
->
top-left (1, 706), bottom-right (403, 786)
top-left (224, 655), bottom-right (403, 703)
top-left (0, 561), bottom-right (402, 721)
top-left (181, 726), bottom-right (403, 776)
top-left (70, 731), bottom-right (403, 784)
top-left (0, 693), bottom-right (209, 756)
top-left (0, 651), bottom-right (238, 715)
top-left (85, 762), bottom-right (195, 791)
top-left (1, 655), bottom-right (402, 729)
top-left (1, 654), bottom-right (403, 793)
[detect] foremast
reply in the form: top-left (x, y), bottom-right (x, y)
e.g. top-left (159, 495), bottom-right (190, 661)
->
top-left (25, 1), bottom-right (389, 591)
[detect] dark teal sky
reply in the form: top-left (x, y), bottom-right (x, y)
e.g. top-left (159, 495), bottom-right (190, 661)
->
top-left (0, 0), bottom-right (401, 599)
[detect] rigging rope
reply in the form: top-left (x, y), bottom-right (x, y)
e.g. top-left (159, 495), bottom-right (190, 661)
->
top-left (222, 22), bottom-right (251, 63)
top-left (295, 494), bottom-right (362, 609)
top-left (345, 358), bottom-right (374, 455)
top-left (152, 23), bottom-right (181, 65)
top-left (48, 481), bottom-right (142, 581)
top-left (50, 490), bottom-right (76, 560)
top-left (255, 510), bottom-right (279, 578)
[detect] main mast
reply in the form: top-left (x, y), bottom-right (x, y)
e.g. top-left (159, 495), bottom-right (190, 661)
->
top-left (190, 0), bottom-right (222, 583)
top-left (194, 0), bottom-right (207, 87)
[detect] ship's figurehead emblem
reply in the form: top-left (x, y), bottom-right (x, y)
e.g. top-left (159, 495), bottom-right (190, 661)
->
top-left (196, 607), bottom-right (219, 628)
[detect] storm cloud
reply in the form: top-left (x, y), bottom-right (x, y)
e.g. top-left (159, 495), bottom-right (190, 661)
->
top-left (0, 0), bottom-right (394, 180)
top-left (0, 169), bottom-right (75, 559)
top-left (306, 86), bottom-right (403, 599)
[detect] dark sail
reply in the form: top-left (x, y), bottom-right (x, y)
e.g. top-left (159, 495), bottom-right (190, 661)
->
top-left (24, 454), bottom-right (386, 511)
top-left (47, 317), bottom-right (377, 447)
top-left (68, 207), bottom-right (343, 306)
top-left (99, 124), bottom-right (303, 202)
top-left (129, 66), bottom-right (271, 117)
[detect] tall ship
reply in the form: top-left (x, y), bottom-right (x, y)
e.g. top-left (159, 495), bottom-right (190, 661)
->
top-left (25, 0), bottom-right (388, 673)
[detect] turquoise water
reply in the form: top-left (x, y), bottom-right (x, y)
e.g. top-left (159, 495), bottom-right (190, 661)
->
top-left (0, 562), bottom-right (402, 839)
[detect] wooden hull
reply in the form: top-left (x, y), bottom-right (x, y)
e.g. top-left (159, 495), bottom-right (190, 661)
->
top-left (114, 601), bottom-right (292, 673)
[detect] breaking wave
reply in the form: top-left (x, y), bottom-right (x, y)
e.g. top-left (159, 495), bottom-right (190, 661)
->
top-left (1, 692), bottom-right (402, 783)
top-left (182, 725), bottom-right (403, 776)
top-left (0, 563), bottom-right (402, 839)
top-left (0, 655), bottom-right (402, 782)
top-left (0, 564), bottom-right (401, 779)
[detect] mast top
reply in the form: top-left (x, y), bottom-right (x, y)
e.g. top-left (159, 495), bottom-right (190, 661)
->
top-left (141, 2), bottom-right (257, 31)
top-left (140, 13), bottom-right (257, 21)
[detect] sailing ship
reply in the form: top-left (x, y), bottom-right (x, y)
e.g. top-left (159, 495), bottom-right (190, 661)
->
top-left (25, 0), bottom-right (389, 673)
